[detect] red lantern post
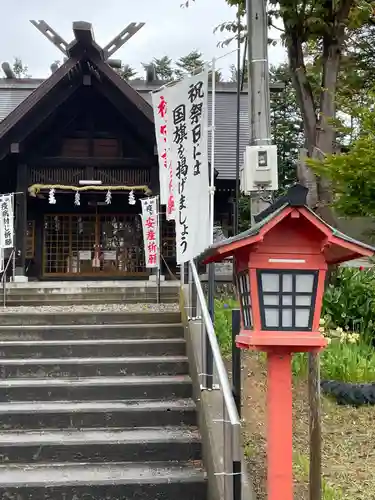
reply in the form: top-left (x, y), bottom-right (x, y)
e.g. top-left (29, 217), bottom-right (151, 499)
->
top-left (201, 184), bottom-right (375, 500)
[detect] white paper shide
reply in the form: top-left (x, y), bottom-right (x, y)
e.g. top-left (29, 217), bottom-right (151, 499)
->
top-left (167, 69), bottom-right (210, 264)
top-left (140, 197), bottom-right (159, 269)
top-left (0, 194), bottom-right (14, 249)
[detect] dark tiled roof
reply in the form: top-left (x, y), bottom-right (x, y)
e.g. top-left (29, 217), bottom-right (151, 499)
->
top-left (0, 78), bottom-right (282, 180)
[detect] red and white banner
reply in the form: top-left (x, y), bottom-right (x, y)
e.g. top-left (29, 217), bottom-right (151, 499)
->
top-left (140, 196), bottom-right (160, 269)
top-left (151, 90), bottom-right (175, 220)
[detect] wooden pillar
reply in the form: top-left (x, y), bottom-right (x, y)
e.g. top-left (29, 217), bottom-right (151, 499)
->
top-left (14, 163), bottom-right (28, 278)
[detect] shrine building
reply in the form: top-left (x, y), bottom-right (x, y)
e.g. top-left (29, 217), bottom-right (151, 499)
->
top-left (0, 21), bottom-right (282, 281)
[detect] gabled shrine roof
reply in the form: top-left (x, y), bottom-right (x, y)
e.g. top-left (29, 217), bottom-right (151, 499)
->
top-left (0, 22), bottom-right (155, 161)
top-left (0, 66), bottom-right (284, 181)
top-left (201, 184), bottom-right (375, 265)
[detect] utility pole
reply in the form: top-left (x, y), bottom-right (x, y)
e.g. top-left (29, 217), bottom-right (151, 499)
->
top-left (246, 0), bottom-right (273, 222)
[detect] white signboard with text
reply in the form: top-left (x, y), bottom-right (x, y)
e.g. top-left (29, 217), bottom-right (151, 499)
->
top-left (167, 69), bottom-right (210, 264)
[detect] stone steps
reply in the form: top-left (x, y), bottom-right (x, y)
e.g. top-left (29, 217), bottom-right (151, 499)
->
top-left (0, 302), bottom-right (207, 499)
top-left (5, 284), bottom-right (179, 306)
top-left (0, 310), bottom-right (181, 326)
top-left (0, 322), bottom-right (183, 341)
top-left (0, 374), bottom-right (193, 402)
top-left (0, 399), bottom-right (197, 430)
top-left (0, 426), bottom-right (202, 463)
top-left (0, 355), bottom-right (189, 378)
top-left (0, 337), bottom-right (186, 358)
top-left (0, 462), bottom-right (206, 499)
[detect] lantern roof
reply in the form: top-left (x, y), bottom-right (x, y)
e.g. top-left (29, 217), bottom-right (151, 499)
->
top-left (201, 184), bottom-right (375, 265)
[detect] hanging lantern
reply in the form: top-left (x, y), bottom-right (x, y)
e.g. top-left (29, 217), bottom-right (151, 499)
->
top-left (48, 188), bottom-right (56, 205)
top-left (105, 190), bottom-right (112, 205)
top-left (74, 191), bottom-right (80, 206)
top-left (128, 190), bottom-right (136, 205)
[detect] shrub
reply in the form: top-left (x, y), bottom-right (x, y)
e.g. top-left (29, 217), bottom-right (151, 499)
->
top-left (214, 297), bottom-right (238, 356)
top-left (292, 319), bottom-right (375, 383)
top-left (322, 267), bottom-right (375, 341)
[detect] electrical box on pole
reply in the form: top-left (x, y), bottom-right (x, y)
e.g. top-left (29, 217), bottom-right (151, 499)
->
top-left (245, 0), bottom-right (279, 219)
top-left (241, 144), bottom-right (278, 193)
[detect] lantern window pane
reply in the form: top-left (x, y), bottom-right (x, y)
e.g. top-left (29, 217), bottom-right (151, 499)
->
top-left (295, 308), bottom-right (311, 328)
top-left (261, 274), bottom-right (279, 292)
top-left (282, 295), bottom-right (293, 306)
top-left (296, 274), bottom-right (315, 294)
top-left (237, 270), bottom-right (252, 329)
top-left (282, 309), bottom-right (293, 328)
top-left (265, 308), bottom-right (279, 328)
top-left (295, 295), bottom-right (311, 307)
top-left (258, 269), bottom-right (318, 331)
top-left (282, 274), bottom-right (293, 292)
top-left (264, 295), bottom-right (279, 306)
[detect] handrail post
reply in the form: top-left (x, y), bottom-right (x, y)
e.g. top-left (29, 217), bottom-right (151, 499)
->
top-left (206, 262), bottom-right (214, 390)
top-left (232, 309), bottom-right (242, 417)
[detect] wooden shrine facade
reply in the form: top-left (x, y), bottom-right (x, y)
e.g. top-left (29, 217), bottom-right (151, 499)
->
top-left (0, 22), bottom-right (179, 280)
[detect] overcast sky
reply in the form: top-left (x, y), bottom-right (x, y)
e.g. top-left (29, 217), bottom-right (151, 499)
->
top-left (0, 0), bottom-right (286, 79)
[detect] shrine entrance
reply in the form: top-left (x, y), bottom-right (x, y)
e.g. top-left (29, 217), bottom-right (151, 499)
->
top-left (42, 214), bottom-right (147, 277)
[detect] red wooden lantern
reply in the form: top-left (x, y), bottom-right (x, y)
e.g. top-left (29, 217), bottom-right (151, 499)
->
top-left (201, 184), bottom-right (375, 500)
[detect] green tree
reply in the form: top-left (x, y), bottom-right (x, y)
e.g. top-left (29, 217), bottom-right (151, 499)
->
top-left (311, 96), bottom-right (375, 218)
top-left (152, 56), bottom-right (174, 81)
top-left (185, 0), bottom-right (375, 225)
top-left (175, 49), bottom-right (204, 76)
top-left (116, 63), bottom-right (137, 80)
top-left (12, 57), bottom-right (30, 78)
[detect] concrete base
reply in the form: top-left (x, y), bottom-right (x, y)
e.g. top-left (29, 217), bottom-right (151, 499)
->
top-left (12, 275), bottom-right (28, 283)
top-left (149, 275), bottom-right (166, 283)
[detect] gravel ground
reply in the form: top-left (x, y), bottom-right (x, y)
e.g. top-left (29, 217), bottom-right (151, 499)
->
top-left (0, 303), bottom-right (180, 314)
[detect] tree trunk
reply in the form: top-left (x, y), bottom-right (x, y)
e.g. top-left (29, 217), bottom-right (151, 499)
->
top-left (287, 34), bottom-right (319, 208)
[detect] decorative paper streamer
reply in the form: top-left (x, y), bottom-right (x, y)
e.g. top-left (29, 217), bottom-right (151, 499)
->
top-left (128, 190), bottom-right (136, 205)
top-left (74, 191), bottom-right (80, 206)
top-left (48, 189), bottom-right (56, 204)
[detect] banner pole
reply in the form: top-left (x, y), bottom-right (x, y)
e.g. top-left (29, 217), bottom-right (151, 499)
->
top-left (157, 195), bottom-right (161, 304)
top-left (209, 58), bottom-right (216, 243)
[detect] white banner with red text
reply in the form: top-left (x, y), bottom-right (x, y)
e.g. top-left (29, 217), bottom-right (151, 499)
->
top-left (140, 196), bottom-right (160, 269)
top-left (151, 88), bottom-right (176, 220)
top-left (0, 193), bottom-right (14, 249)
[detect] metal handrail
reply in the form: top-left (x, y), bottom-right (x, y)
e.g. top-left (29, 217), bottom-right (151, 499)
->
top-left (2, 249), bottom-right (15, 307)
top-left (190, 261), bottom-right (241, 428)
top-left (188, 260), bottom-right (242, 500)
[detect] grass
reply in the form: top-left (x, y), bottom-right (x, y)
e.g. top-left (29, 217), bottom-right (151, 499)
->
top-left (214, 296), bottom-right (238, 357)
top-left (294, 452), bottom-right (343, 500)
top-left (292, 341), bottom-right (375, 382)
top-left (241, 351), bottom-right (375, 500)
top-left (214, 297), bottom-right (375, 499)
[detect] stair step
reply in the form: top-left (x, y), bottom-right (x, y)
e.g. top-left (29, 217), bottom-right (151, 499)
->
top-left (0, 399), bottom-right (197, 430)
top-left (0, 461), bottom-right (207, 499)
top-left (0, 323), bottom-right (184, 341)
top-left (6, 297), bottom-right (178, 306)
top-left (0, 311), bottom-right (181, 326)
top-left (0, 426), bottom-right (202, 463)
top-left (0, 338), bottom-right (186, 358)
top-left (0, 375), bottom-right (193, 401)
top-left (0, 355), bottom-right (189, 378)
